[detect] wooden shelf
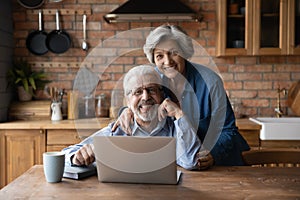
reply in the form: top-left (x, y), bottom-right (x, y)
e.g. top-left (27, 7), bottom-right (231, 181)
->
top-left (26, 9), bottom-right (92, 15)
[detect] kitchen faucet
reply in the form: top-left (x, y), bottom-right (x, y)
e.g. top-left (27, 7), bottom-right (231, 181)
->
top-left (275, 85), bottom-right (287, 118)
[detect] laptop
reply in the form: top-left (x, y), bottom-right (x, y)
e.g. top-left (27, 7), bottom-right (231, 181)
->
top-left (93, 136), bottom-right (182, 184)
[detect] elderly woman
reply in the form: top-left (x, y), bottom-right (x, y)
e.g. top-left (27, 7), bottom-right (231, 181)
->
top-left (114, 25), bottom-right (250, 170)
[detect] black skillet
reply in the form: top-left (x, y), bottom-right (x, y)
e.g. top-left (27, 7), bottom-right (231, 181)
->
top-left (46, 10), bottom-right (71, 54)
top-left (17, 0), bottom-right (45, 9)
top-left (26, 10), bottom-right (48, 55)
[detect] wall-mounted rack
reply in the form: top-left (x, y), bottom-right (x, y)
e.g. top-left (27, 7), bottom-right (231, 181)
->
top-left (26, 9), bottom-right (92, 15)
top-left (30, 62), bottom-right (92, 68)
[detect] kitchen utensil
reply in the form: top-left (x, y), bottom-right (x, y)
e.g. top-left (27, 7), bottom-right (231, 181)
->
top-left (82, 14), bottom-right (88, 51)
top-left (67, 91), bottom-right (79, 119)
top-left (17, 0), bottom-right (45, 9)
top-left (17, 0), bottom-right (63, 8)
top-left (46, 10), bottom-right (71, 54)
top-left (26, 10), bottom-right (48, 55)
top-left (51, 102), bottom-right (62, 121)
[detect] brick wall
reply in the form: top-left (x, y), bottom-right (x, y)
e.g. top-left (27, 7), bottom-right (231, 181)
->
top-left (12, 0), bottom-right (300, 118)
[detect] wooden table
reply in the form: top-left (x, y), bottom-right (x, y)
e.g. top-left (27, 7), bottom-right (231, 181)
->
top-left (1, 165), bottom-right (299, 199)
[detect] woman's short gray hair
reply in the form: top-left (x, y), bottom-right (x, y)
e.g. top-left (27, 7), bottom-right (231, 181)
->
top-left (123, 64), bottom-right (162, 96)
top-left (143, 25), bottom-right (194, 64)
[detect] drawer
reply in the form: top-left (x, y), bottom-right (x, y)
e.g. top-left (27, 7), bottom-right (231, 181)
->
top-left (47, 129), bottom-right (98, 145)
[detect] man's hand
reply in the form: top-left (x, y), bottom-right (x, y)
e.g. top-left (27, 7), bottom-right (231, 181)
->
top-left (158, 98), bottom-right (183, 121)
top-left (72, 144), bottom-right (95, 166)
top-left (196, 150), bottom-right (214, 170)
top-left (111, 108), bottom-right (134, 135)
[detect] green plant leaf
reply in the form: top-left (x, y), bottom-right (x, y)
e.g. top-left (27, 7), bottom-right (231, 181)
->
top-left (22, 79), bottom-right (29, 92)
top-left (28, 77), bottom-right (36, 90)
top-left (7, 59), bottom-right (51, 92)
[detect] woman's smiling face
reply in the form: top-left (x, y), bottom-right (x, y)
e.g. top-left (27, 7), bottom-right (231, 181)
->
top-left (153, 39), bottom-right (186, 79)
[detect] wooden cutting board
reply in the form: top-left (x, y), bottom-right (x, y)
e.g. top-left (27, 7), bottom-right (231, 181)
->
top-left (287, 81), bottom-right (300, 116)
top-left (9, 100), bottom-right (51, 121)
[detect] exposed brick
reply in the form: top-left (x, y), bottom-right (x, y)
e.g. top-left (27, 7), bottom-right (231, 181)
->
top-left (235, 73), bottom-right (262, 81)
top-left (101, 80), bottom-right (119, 90)
top-left (257, 90), bottom-right (277, 98)
top-left (229, 65), bottom-right (246, 73)
top-left (274, 64), bottom-right (300, 72)
top-left (230, 90), bottom-right (257, 99)
top-left (244, 65), bottom-right (273, 72)
top-left (213, 57), bottom-right (235, 65)
top-left (242, 107), bottom-right (258, 117)
top-left (287, 56), bottom-right (300, 63)
top-left (243, 99), bottom-right (270, 107)
top-left (202, 12), bottom-right (216, 21)
top-left (243, 81), bottom-right (273, 90)
top-left (221, 73), bottom-right (234, 81)
top-left (223, 81), bottom-right (243, 90)
top-left (259, 56), bottom-right (286, 64)
top-left (259, 107), bottom-right (278, 117)
top-left (216, 65), bottom-right (229, 73)
top-left (235, 57), bottom-right (258, 65)
top-left (292, 73), bottom-right (300, 80)
top-left (10, 0), bottom-right (300, 118)
top-left (263, 73), bottom-right (290, 81)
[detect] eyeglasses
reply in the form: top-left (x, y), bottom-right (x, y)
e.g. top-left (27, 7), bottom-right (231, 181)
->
top-left (129, 86), bottom-right (162, 97)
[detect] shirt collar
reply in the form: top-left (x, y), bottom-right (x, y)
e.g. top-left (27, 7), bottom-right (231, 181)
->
top-left (131, 117), bottom-right (169, 136)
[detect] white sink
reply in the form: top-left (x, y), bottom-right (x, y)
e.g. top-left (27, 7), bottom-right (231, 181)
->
top-left (249, 117), bottom-right (300, 140)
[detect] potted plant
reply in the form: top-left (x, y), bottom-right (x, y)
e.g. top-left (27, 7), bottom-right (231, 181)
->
top-left (7, 59), bottom-right (50, 101)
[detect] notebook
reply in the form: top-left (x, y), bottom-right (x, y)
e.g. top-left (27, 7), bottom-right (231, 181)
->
top-left (93, 136), bottom-right (182, 184)
top-left (63, 163), bottom-right (97, 180)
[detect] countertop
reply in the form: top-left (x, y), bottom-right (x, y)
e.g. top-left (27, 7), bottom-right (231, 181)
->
top-left (236, 118), bottom-right (261, 130)
top-left (1, 165), bottom-right (299, 199)
top-left (0, 118), bottom-right (114, 130)
top-left (0, 118), bottom-right (260, 130)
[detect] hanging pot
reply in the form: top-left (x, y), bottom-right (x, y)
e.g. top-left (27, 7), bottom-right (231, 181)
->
top-left (46, 10), bottom-right (71, 54)
top-left (17, 0), bottom-right (45, 9)
top-left (26, 10), bottom-right (48, 55)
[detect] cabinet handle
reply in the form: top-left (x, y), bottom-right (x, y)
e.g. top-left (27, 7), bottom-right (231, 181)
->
top-left (40, 130), bottom-right (45, 134)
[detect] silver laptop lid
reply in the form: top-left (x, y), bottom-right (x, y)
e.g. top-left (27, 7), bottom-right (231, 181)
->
top-left (93, 136), bottom-right (178, 184)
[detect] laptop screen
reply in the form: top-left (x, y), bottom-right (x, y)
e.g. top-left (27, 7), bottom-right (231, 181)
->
top-left (93, 136), bottom-right (180, 184)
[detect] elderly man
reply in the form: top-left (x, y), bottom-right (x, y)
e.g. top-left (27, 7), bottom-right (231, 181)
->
top-left (62, 64), bottom-right (201, 170)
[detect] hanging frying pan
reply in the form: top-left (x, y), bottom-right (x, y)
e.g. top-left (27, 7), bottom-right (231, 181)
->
top-left (17, 0), bottom-right (45, 9)
top-left (46, 10), bottom-right (71, 54)
top-left (26, 10), bottom-right (48, 55)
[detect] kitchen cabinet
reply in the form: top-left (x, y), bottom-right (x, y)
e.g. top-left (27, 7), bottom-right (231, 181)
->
top-left (236, 118), bottom-right (261, 149)
top-left (216, 0), bottom-right (300, 56)
top-left (47, 129), bottom-right (98, 151)
top-left (0, 130), bottom-right (45, 189)
top-left (260, 140), bottom-right (300, 149)
top-left (287, 0), bottom-right (300, 54)
top-left (0, 118), bottom-right (112, 188)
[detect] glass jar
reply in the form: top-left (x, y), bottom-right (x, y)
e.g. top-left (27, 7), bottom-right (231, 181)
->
top-left (81, 94), bottom-right (95, 118)
top-left (95, 93), bottom-right (108, 117)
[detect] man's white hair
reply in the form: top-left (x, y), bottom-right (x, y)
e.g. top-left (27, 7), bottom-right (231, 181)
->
top-left (123, 64), bottom-right (162, 96)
